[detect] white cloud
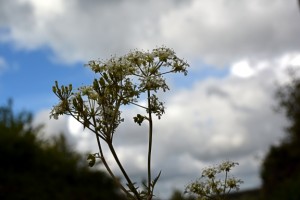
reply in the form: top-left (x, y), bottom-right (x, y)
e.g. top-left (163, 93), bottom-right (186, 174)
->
top-left (20, 0), bottom-right (65, 18)
top-left (67, 116), bottom-right (83, 136)
top-left (33, 109), bottom-right (68, 138)
top-left (159, 0), bottom-right (300, 65)
top-left (9, 0), bottom-right (298, 198)
top-left (33, 53), bottom-right (300, 198)
top-left (0, 0), bottom-right (299, 65)
top-left (231, 60), bottom-right (255, 78)
top-left (290, 54), bottom-right (300, 66)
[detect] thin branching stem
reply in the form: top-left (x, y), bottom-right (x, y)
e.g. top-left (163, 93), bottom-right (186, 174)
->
top-left (132, 72), bottom-right (144, 78)
top-left (223, 171), bottom-right (228, 195)
top-left (158, 69), bottom-right (176, 76)
top-left (96, 134), bottom-right (130, 197)
top-left (153, 61), bottom-right (164, 73)
top-left (108, 97), bottom-right (122, 141)
top-left (107, 142), bottom-right (142, 200)
top-left (136, 63), bottom-right (147, 77)
top-left (147, 89), bottom-right (153, 199)
top-left (129, 101), bottom-right (148, 110)
top-left (90, 115), bottom-right (130, 195)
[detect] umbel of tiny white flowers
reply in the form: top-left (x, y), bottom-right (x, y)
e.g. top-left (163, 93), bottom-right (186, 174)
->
top-left (50, 46), bottom-right (189, 200)
top-left (185, 161), bottom-right (243, 200)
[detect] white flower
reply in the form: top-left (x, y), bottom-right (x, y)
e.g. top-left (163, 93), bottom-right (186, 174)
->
top-left (50, 101), bottom-right (66, 119)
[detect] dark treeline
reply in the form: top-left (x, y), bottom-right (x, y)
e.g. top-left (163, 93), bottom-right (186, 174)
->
top-left (0, 99), bottom-right (125, 200)
top-left (261, 73), bottom-right (300, 200)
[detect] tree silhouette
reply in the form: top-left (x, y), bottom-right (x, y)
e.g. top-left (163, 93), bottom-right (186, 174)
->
top-left (261, 74), bottom-right (300, 199)
top-left (0, 100), bottom-right (124, 200)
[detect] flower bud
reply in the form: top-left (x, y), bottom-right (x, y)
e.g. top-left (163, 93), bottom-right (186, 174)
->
top-left (52, 86), bottom-right (57, 93)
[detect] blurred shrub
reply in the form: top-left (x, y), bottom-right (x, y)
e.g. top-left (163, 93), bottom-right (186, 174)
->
top-left (0, 100), bottom-right (124, 200)
top-left (261, 74), bottom-right (300, 200)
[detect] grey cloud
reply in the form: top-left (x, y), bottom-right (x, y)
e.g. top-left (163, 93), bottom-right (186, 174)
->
top-left (1, 0), bottom-right (299, 65)
top-left (206, 85), bottom-right (229, 98)
top-left (33, 57), bottom-right (290, 198)
top-left (0, 1), bottom-right (35, 45)
top-left (114, 107), bottom-right (149, 146)
top-left (160, 0), bottom-right (300, 64)
top-left (0, 1), bottom-right (33, 26)
top-left (20, 0), bottom-right (300, 196)
top-left (0, 0), bottom-right (174, 62)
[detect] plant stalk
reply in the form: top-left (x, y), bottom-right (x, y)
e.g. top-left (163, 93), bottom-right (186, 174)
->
top-left (147, 89), bottom-right (153, 199)
top-left (107, 142), bottom-right (142, 200)
top-left (91, 116), bottom-right (132, 198)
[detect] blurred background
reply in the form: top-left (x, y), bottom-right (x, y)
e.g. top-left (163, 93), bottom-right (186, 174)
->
top-left (1, 0), bottom-right (300, 199)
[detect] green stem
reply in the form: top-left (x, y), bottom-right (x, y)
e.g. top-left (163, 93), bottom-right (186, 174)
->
top-left (223, 171), bottom-right (228, 195)
top-left (147, 89), bottom-right (153, 199)
top-left (129, 101), bottom-right (148, 110)
top-left (91, 116), bottom-right (131, 198)
top-left (95, 135), bottom-right (129, 196)
top-left (107, 142), bottom-right (142, 200)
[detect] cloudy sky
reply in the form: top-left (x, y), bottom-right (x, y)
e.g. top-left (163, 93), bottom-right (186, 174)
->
top-left (1, 0), bottom-right (300, 199)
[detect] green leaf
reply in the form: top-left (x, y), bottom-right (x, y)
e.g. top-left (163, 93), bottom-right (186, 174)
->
top-left (133, 114), bottom-right (145, 126)
top-left (152, 171), bottom-right (161, 188)
top-left (52, 86), bottom-right (57, 93)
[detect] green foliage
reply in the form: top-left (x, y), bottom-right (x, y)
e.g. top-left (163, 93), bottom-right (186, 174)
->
top-left (185, 161), bottom-right (243, 200)
top-left (276, 73), bottom-right (300, 143)
top-left (0, 100), bottom-right (124, 200)
top-left (261, 143), bottom-right (300, 200)
top-left (50, 46), bottom-right (189, 200)
top-left (261, 73), bottom-right (300, 199)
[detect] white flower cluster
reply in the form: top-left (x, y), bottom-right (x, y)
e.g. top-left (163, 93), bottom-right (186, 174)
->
top-left (51, 47), bottom-right (189, 128)
top-left (50, 46), bottom-right (189, 199)
top-left (87, 47), bottom-right (188, 76)
top-left (50, 102), bottom-right (65, 119)
top-left (79, 86), bottom-right (98, 101)
top-left (185, 161), bottom-right (243, 200)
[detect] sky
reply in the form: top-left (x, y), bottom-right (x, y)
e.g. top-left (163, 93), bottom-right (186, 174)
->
top-left (1, 0), bottom-right (300, 199)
